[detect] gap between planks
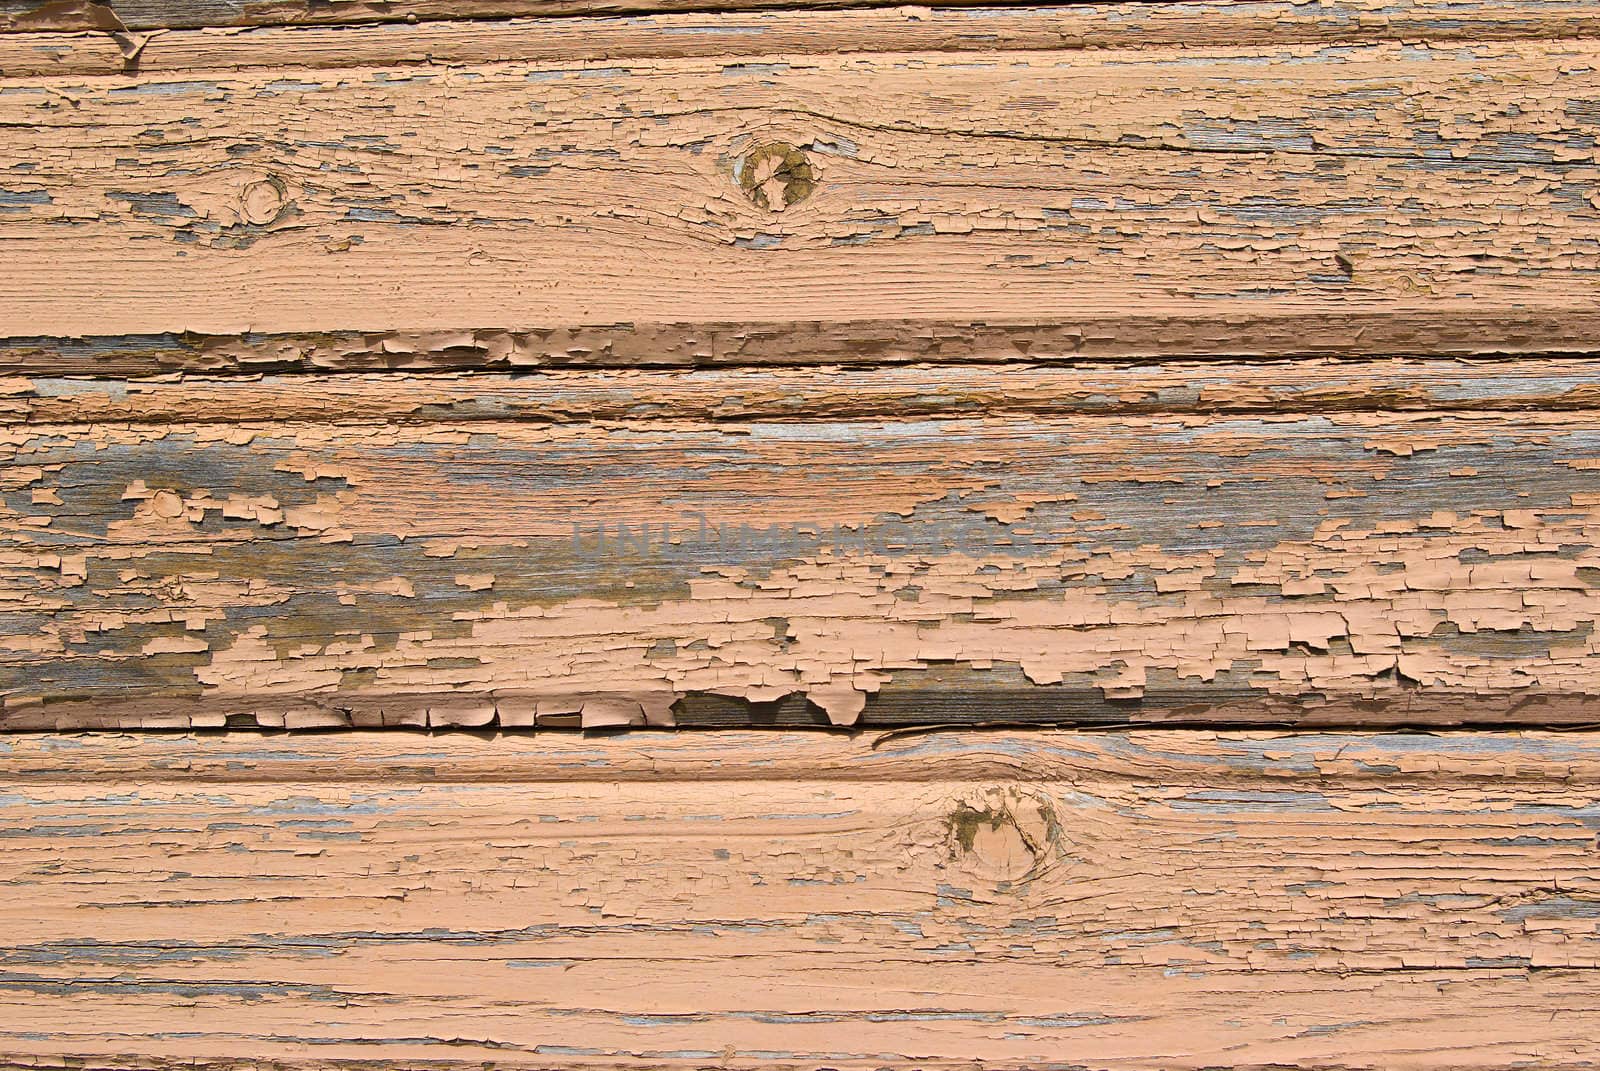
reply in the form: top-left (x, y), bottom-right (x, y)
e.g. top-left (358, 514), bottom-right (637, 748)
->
top-left (7, 725), bottom-right (1600, 782)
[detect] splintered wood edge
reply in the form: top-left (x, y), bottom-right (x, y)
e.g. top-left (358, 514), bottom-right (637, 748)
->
top-left (8, 726), bottom-right (1600, 783)
top-left (10, 320), bottom-right (1600, 378)
top-left (13, 359), bottom-right (1600, 425)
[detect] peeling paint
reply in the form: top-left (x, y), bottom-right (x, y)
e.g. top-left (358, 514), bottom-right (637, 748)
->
top-left (0, 728), bottom-right (1594, 1066)
top-left (3, 36), bottom-right (1600, 350)
top-left (5, 409), bottom-right (1600, 729)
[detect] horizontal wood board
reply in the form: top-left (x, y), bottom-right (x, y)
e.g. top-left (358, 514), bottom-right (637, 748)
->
top-left (1, 728), bottom-right (1600, 1069)
top-left (3, 5), bottom-right (1600, 1069)
top-left (7, 369), bottom-right (1600, 728)
top-left (10, 1), bottom-right (1600, 75)
top-left (7, 0), bottom-right (1600, 35)
top-left (5, 20), bottom-right (1600, 367)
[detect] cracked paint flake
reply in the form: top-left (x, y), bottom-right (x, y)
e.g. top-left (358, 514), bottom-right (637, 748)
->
top-left (3, 33), bottom-right (1600, 356)
top-left (6, 406), bottom-right (1600, 729)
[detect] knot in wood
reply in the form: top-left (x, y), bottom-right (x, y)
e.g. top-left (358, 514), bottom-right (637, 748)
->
top-left (944, 791), bottom-right (1059, 886)
top-left (240, 176), bottom-right (289, 226)
top-left (738, 143), bottom-right (815, 212)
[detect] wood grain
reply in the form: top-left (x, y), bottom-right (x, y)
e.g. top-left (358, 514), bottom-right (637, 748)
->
top-left (8, 376), bottom-right (1600, 729)
top-left (12, 0), bottom-right (1600, 77)
top-left (16, 359), bottom-right (1600, 423)
top-left (8, 0), bottom-right (1600, 37)
top-left (5, 3), bottom-right (1598, 1069)
top-left (2, 727), bottom-right (1599, 1069)
top-left (6, 30), bottom-right (1600, 368)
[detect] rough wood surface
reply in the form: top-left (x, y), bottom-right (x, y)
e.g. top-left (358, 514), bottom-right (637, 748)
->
top-left (16, 360), bottom-right (1600, 423)
top-left (8, 0), bottom-right (1600, 36)
top-left (7, 371), bottom-right (1600, 729)
top-left (11, 0), bottom-right (1600, 76)
top-left (7, 2), bottom-right (1600, 1068)
top-left (0, 0), bottom-right (1038, 32)
top-left (7, 28), bottom-right (1600, 368)
top-left (1, 728), bottom-right (1599, 1069)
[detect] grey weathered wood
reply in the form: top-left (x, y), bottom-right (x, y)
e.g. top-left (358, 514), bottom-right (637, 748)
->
top-left (6, 381), bottom-right (1600, 729)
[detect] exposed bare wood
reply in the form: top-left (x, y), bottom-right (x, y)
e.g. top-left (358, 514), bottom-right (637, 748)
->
top-left (5, 35), bottom-right (1600, 369)
top-left (15, 319), bottom-right (1600, 377)
top-left (12, 359), bottom-right (1600, 426)
top-left (0, 728), bottom-right (1598, 1069)
top-left (10, 722), bottom-right (1600, 782)
top-left (6, 393), bottom-right (1600, 729)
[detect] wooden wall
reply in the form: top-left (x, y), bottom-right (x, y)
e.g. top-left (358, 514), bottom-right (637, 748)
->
top-left (4, 728), bottom-right (1600, 1068)
top-left (3, 0), bottom-right (1600, 1066)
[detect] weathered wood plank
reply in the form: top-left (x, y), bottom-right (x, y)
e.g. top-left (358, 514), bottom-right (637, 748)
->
top-left (13, 359), bottom-right (1600, 424)
top-left (5, 34), bottom-right (1600, 368)
top-left (11, 0), bottom-right (1600, 76)
top-left (0, 0), bottom-right (1031, 32)
top-left (1, 728), bottom-right (1599, 1069)
top-left (6, 0), bottom-right (1600, 37)
top-left (7, 391), bottom-right (1600, 728)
